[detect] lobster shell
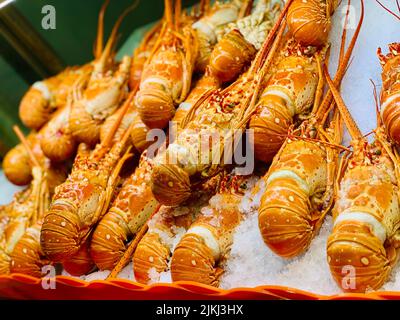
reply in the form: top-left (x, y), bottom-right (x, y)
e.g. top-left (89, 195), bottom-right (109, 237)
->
top-left (3, 143), bottom-right (33, 186)
top-left (133, 232), bottom-right (170, 284)
top-left (63, 240), bottom-right (95, 276)
top-left (287, 0), bottom-right (337, 47)
top-left (259, 140), bottom-right (327, 257)
top-left (40, 106), bottom-right (77, 162)
top-left (327, 159), bottom-right (400, 292)
top-left (151, 163), bottom-right (191, 207)
top-left (10, 224), bottom-right (50, 278)
top-left (249, 50), bottom-right (319, 163)
top-left (379, 43), bottom-right (400, 145)
top-left (209, 29), bottom-right (256, 83)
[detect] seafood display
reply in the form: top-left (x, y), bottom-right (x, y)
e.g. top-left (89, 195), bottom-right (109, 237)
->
top-left (150, 0), bottom-right (287, 207)
top-left (3, 0), bottom-right (400, 298)
top-left (325, 70), bottom-right (400, 292)
top-left (258, 0), bottom-right (363, 257)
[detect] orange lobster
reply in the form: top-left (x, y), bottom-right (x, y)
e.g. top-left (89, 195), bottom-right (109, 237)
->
top-left (40, 92), bottom-right (135, 263)
top-left (69, 1), bottom-right (138, 146)
top-left (135, 0), bottom-right (198, 129)
top-left (287, 0), bottom-right (340, 47)
top-left (1, 127), bottom-right (65, 277)
top-left (258, 0), bottom-right (364, 257)
top-left (170, 174), bottom-right (256, 286)
top-left (326, 66), bottom-right (400, 292)
top-left (150, 1), bottom-right (292, 207)
top-left (17, 0), bottom-right (112, 131)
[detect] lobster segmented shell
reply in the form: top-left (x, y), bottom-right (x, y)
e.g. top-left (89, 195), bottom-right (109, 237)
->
top-left (287, 0), bottom-right (339, 47)
top-left (129, 23), bottom-right (162, 91)
top-left (192, 0), bottom-right (245, 72)
top-left (41, 93), bottom-right (135, 262)
top-left (19, 72), bottom-right (65, 130)
top-left (134, 175), bottom-right (220, 284)
top-left (209, 29), bottom-right (257, 83)
top-left (40, 104), bottom-right (78, 162)
top-left (136, 0), bottom-right (198, 129)
top-left (133, 205), bottom-right (197, 284)
top-left (63, 240), bottom-right (96, 276)
top-left (249, 41), bottom-right (319, 163)
top-left (171, 175), bottom-right (252, 286)
top-left (91, 156), bottom-right (158, 270)
top-left (259, 139), bottom-right (328, 257)
top-left (69, 56), bottom-right (132, 146)
top-left (378, 43), bottom-right (400, 144)
top-left (10, 223), bottom-right (51, 278)
top-left (3, 141), bottom-right (34, 186)
top-left (327, 141), bottom-right (400, 292)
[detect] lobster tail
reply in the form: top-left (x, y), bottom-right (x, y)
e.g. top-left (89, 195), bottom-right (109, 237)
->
top-left (249, 95), bottom-right (292, 163)
top-left (19, 79), bottom-right (58, 130)
top-left (63, 240), bottom-right (95, 276)
top-left (259, 177), bottom-right (313, 257)
top-left (41, 132), bottom-right (76, 163)
top-left (258, 139), bottom-right (328, 257)
top-left (327, 221), bottom-right (393, 293)
top-left (10, 224), bottom-right (49, 278)
top-left (40, 201), bottom-right (81, 262)
top-left (91, 156), bottom-right (159, 271)
top-left (151, 163), bottom-right (191, 207)
top-left (249, 52), bottom-right (319, 163)
top-left (133, 232), bottom-right (170, 284)
top-left (209, 29), bottom-right (256, 83)
top-left (171, 232), bottom-right (221, 287)
top-left (3, 143), bottom-right (33, 186)
top-left (130, 116), bottom-right (151, 153)
top-left (0, 249), bottom-right (10, 275)
top-left (287, 0), bottom-right (337, 47)
top-left (379, 43), bottom-right (400, 144)
top-left (70, 56), bottom-right (131, 146)
top-left (91, 209), bottom-right (132, 270)
top-left (69, 101), bottom-right (103, 146)
top-left (136, 88), bottom-right (176, 129)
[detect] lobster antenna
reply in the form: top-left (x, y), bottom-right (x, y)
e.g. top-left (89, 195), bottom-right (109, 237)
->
top-left (370, 79), bottom-right (383, 127)
top-left (314, 0), bottom-right (349, 117)
top-left (13, 126), bottom-right (41, 168)
top-left (102, 89), bottom-right (137, 149)
top-left (317, 0), bottom-right (364, 118)
top-left (199, 0), bottom-right (210, 16)
top-left (283, 130), bottom-right (351, 152)
top-left (324, 66), bottom-right (363, 140)
top-left (94, 0), bottom-right (110, 60)
top-left (375, 0), bottom-right (400, 20)
top-left (164, 0), bottom-right (174, 28)
top-left (339, 0), bottom-right (351, 62)
top-left (258, 18), bottom-right (286, 76)
top-left (174, 0), bottom-right (182, 30)
top-left (106, 221), bottom-right (153, 279)
top-left (97, 0), bottom-right (140, 70)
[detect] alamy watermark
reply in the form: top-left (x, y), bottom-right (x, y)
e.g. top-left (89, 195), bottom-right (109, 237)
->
top-left (41, 5), bottom-right (56, 30)
top-left (341, 265), bottom-right (356, 290)
top-left (41, 265), bottom-right (56, 289)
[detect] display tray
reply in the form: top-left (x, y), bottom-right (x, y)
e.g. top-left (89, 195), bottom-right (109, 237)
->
top-left (1, 1), bottom-right (400, 300)
top-left (1, 274), bottom-right (400, 300)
